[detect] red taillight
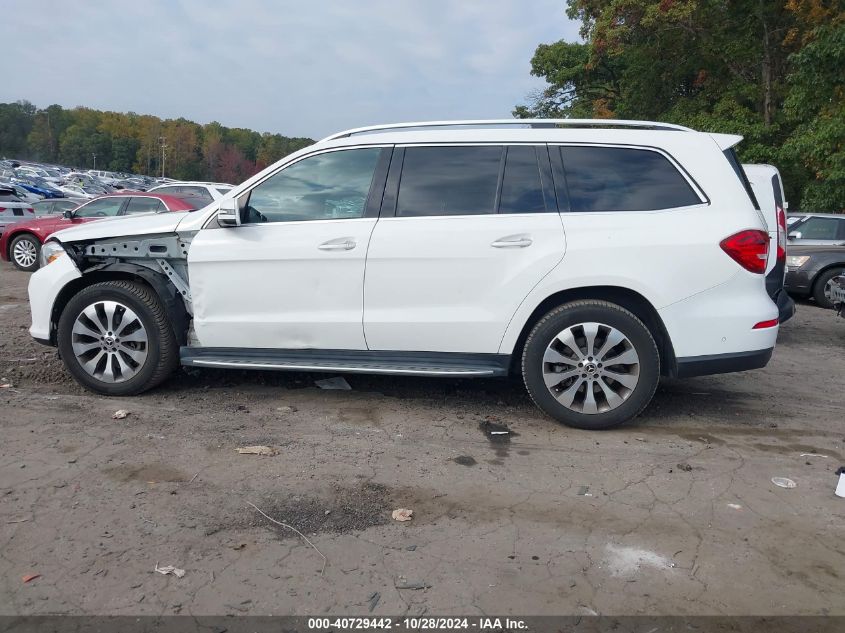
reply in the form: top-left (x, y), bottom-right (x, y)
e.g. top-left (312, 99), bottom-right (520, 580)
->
top-left (753, 318), bottom-right (779, 329)
top-left (0, 207), bottom-right (5, 212)
top-left (776, 206), bottom-right (786, 262)
top-left (720, 229), bottom-right (769, 274)
top-left (26, 208), bottom-right (34, 213)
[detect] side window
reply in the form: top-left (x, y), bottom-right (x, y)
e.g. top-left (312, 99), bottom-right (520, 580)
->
top-left (124, 197), bottom-right (165, 214)
top-left (396, 146), bottom-right (502, 217)
top-left (245, 148), bottom-right (380, 223)
top-left (499, 146), bottom-right (546, 214)
top-left (74, 198), bottom-right (125, 218)
top-left (560, 146), bottom-right (702, 212)
top-left (796, 217), bottom-right (842, 240)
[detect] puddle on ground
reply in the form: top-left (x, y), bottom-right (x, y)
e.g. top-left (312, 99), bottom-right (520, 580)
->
top-left (480, 420), bottom-right (518, 464)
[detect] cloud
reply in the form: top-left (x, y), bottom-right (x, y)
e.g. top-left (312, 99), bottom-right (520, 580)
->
top-left (1, 0), bottom-right (580, 138)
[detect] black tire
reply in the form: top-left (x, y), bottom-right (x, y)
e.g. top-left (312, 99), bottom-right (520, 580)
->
top-left (521, 300), bottom-right (660, 430)
top-left (812, 268), bottom-right (845, 309)
top-left (57, 280), bottom-right (178, 396)
top-left (9, 234), bottom-right (41, 271)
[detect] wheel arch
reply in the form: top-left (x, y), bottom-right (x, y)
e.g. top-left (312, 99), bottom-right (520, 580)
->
top-left (507, 286), bottom-right (677, 377)
top-left (811, 262), bottom-right (845, 289)
top-left (49, 263), bottom-right (189, 347)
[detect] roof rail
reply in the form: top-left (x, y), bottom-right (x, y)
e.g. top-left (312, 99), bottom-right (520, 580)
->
top-left (319, 119), bottom-right (695, 143)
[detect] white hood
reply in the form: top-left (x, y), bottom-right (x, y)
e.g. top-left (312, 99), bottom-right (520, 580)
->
top-left (52, 211), bottom-right (191, 243)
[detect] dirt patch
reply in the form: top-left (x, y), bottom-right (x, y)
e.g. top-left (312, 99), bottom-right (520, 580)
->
top-left (452, 455), bottom-right (477, 466)
top-left (103, 463), bottom-right (189, 483)
top-left (246, 481), bottom-right (393, 536)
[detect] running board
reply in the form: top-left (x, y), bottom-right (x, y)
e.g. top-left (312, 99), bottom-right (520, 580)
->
top-left (180, 347), bottom-right (510, 377)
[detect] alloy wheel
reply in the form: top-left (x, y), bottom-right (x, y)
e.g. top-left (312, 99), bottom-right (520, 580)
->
top-left (12, 239), bottom-right (38, 268)
top-left (542, 322), bottom-right (640, 414)
top-left (71, 300), bottom-right (149, 383)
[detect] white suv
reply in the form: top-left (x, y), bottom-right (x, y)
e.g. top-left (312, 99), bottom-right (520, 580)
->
top-left (27, 120), bottom-right (778, 429)
top-left (147, 182), bottom-right (234, 208)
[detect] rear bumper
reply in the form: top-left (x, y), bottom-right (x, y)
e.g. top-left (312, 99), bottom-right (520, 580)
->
top-left (676, 347), bottom-right (774, 378)
top-left (774, 288), bottom-right (796, 323)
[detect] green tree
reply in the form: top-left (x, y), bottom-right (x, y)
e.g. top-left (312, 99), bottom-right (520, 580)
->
top-left (515, 0), bottom-right (843, 209)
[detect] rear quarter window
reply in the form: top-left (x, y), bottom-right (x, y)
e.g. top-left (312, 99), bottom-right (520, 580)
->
top-left (559, 146), bottom-right (702, 212)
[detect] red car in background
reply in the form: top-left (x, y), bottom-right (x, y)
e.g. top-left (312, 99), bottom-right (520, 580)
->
top-left (0, 193), bottom-right (198, 271)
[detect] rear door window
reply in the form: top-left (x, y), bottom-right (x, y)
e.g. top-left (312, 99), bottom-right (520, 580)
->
top-left (559, 146), bottom-right (702, 212)
top-left (74, 198), bottom-right (126, 217)
top-left (396, 146), bottom-right (502, 217)
top-left (124, 197), bottom-right (165, 214)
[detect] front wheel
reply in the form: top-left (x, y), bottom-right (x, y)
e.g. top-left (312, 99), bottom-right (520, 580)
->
top-left (521, 300), bottom-right (660, 430)
top-left (57, 280), bottom-right (178, 396)
top-left (10, 234), bottom-right (41, 271)
top-left (813, 268), bottom-right (845, 309)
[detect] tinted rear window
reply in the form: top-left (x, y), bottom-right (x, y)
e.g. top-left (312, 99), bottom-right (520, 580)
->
top-left (499, 146), bottom-right (546, 214)
top-left (125, 197), bottom-right (165, 214)
top-left (397, 146), bottom-right (502, 217)
top-left (560, 146), bottom-right (701, 212)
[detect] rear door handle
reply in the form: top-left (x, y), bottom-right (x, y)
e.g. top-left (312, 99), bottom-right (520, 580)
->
top-left (491, 235), bottom-right (533, 248)
top-left (318, 238), bottom-right (357, 251)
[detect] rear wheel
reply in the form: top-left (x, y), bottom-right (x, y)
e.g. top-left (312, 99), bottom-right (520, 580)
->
top-left (57, 281), bottom-right (178, 396)
top-left (9, 234), bottom-right (40, 271)
top-left (813, 268), bottom-right (845, 309)
top-left (521, 300), bottom-right (660, 430)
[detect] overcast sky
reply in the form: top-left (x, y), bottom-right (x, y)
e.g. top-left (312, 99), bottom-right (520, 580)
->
top-left (3, 0), bottom-right (579, 139)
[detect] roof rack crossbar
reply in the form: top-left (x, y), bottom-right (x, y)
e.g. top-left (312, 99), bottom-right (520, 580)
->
top-left (319, 119), bottom-right (695, 143)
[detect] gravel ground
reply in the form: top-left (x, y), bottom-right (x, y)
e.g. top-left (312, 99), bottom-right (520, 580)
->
top-left (1, 262), bottom-right (844, 617)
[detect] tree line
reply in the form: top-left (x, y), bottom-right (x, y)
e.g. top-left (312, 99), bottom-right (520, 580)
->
top-left (515, 0), bottom-right (844, 211)
top-left (0, 101), bottom-right (314, 184)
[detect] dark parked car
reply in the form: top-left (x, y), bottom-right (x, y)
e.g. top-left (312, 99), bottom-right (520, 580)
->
top-left (786, 213), bottom-right (845, 246)
top-left (785, 245), bottom-right (845, 309)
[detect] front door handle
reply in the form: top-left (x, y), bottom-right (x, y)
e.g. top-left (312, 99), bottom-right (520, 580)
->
top-left (318, 238), bottom-right (357, 251)
top-left (491, 235), bottom-right (533, 248)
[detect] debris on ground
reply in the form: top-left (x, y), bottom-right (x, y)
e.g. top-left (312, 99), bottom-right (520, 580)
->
top-left (315, 377), bottom-right (352, 390)
top-left (236, 446), bottom-right (277, 456)
top-left (836, 467), bottom-right (845, 498)
top-left (677, 463), bottom-right (693, 472)
top-left (406, 545), bottom-right (417, 551)
top-left (112, 410), bottom-right (130, 420)
top-left (800, 453), bottom-right (828, 458)
top-left (1, 382), bottom-right (13, 388)
top-left (395, 580), bottom-right (431, 590)
top-left (247, 502), bottom-right (327, 575)
top-left (22, 573), bottom-right (40, 583)
top-left (154, 563), bottom-right (186, 578)
top-left (727, 503), bottom-right (743, 510)
top-left (480, 420), bottom-right (513, 441)
top-left (577, 486), bottom-right (593, 497)
top-left (392, 508), bottom-right (413, 522)
top-left (367, 591), bottom-right (381, 612)
top-left (772, 477), bottom-right (797, 489)
top-left (276, 405), bottom-right (298, 413)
